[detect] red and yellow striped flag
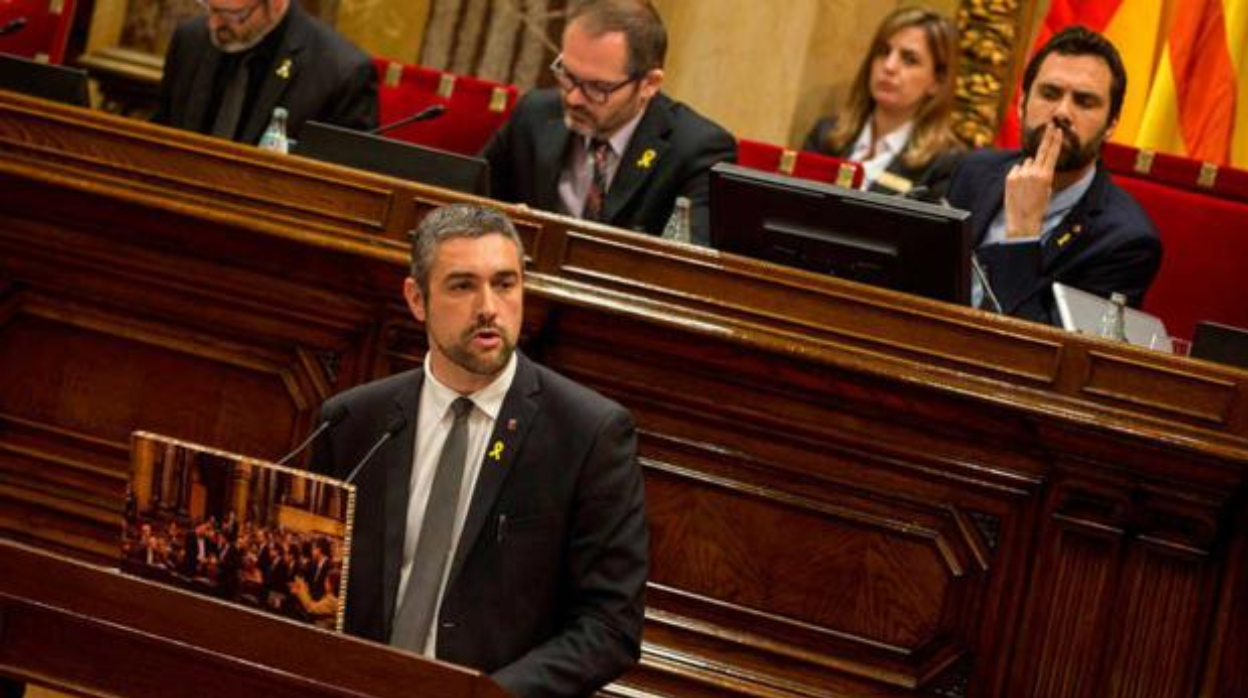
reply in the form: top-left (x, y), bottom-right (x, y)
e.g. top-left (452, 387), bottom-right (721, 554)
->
top-left (1000, 0), bottom-right (1246, 168)
top-left (1138, 0), bottom-right (1246, 166)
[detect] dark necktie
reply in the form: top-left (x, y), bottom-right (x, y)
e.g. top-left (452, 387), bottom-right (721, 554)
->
top-left (391, 397), bottom-right (474, 652)
top-left (211, 54), bottom-right (253, 140)
top-left (583, 138), bottom-right (611, 221)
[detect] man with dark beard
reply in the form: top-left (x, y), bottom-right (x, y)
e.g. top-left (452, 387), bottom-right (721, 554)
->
top-left (154, 0), bottom-right (376, 144)
top-left (482, 0), bottom-right (736, 245)
top-left (310, 204), bottom-right (648, 698)
top-left (947, 26), bottom-right (1161, 326)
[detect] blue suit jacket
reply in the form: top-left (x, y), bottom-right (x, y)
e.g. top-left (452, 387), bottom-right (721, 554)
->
top-left (947, 149), bottom-right (1162, 326)
top-left (311, 353), bottom-right (647, 698)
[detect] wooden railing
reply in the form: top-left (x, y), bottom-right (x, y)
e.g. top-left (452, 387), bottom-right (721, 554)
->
top-left (0, 540), bottom-right (508, 697)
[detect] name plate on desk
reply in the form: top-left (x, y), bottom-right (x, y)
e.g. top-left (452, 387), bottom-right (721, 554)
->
top-left (122, 432), bottom-right (356, 632)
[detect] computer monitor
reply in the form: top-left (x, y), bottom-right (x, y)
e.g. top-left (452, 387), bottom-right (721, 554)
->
top-left (1192, 321), bottom-right (1248, 369)
top-left (292, 121), bottom-right (490, 196)
top-left (0, 52), bottom-right (89, 107)
top-left (709, 163), bottom-right (972, 304)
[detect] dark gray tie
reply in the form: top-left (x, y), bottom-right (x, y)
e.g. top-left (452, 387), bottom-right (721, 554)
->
top-left (211, 55), bottom-right (252, 140)
top-left (391, 397), bottom-right (474, 652)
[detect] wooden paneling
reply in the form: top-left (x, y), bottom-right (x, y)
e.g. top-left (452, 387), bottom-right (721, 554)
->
top-left (2, 92), bottom-right (1247, 698)
top-left (0, 540), bottom-right (510, 698)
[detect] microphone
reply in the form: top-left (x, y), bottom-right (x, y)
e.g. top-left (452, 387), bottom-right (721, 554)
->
top-left (343, 414), bottom-right (408, 485)
top-left (276, 404), bottom-right (348, 466)
top-left (370, 104), bottom-right (447, 136)
top-left (0, 17), bottom-right (28, 36)
top-left (971, 252), bottom-right (1004, 314)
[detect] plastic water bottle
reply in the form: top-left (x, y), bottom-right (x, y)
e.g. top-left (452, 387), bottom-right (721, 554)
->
top-left (258, 107), bottom-right (289, 153)
top-left (1098, 292), bottom-right (1128, 341)
top-left (661, 196), bottom-right (693, 244)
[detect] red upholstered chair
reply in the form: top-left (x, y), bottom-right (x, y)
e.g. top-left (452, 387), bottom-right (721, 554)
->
top-left (0, 0), bottom-right (76, 64)
top-left (372, 58), bottom-right (518, 156)
top-left (736, 138), bottom-right (864, 189)
top-left (1101, 143), bottom-right (1248, 341)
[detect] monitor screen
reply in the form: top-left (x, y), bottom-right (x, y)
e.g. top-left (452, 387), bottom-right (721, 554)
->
top-left (1192, 321), bottom-right (1248, 369)
top-left (292, 121), bottom-right (490, 196)
top-left (709, 163), bottom-right (972, 305)
top-left (0, 52), bottom-right (89, 107)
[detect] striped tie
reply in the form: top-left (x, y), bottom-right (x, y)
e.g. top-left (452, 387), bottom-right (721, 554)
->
top-left (583, 138), bottom-right (611, 221)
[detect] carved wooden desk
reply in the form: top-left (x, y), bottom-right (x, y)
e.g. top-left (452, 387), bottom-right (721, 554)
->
top-left (1, 92), bottom-right (1245, 698)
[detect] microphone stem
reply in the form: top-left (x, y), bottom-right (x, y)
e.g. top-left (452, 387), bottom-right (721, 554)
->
top-left (372, 106), bottom-right (445, 136)
top-left (276, 421), bottom-right (328, 466)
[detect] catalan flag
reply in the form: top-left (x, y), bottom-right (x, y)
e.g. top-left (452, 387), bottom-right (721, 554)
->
top-left (1000, 0), bottom-right (1247, 168)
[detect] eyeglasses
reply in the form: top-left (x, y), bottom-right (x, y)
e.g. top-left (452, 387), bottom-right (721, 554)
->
top-left (549, 55), bottom-right (641, 105)
top-left (197, 0), bottom-right (264, 24)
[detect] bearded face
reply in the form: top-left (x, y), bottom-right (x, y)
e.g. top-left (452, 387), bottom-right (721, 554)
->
top-left (1021, 119), bottom-right (1107, 173)
top-left (1020, 53), bottom-right (1118, 173)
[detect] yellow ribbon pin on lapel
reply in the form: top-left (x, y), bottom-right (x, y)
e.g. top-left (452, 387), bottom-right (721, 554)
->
top-left (488, 440), bottom-right (505, 461)
top-left (276, 58), bottom-right (293, 80)
top-left (637, 149), bottom-right (657, 169)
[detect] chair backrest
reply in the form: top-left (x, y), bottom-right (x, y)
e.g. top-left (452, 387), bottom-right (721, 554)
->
top-left (0, 0), bottom-right (77, 65)
top-left (1101, 142), bottom-right (1248, 341)
top-left (736, 138), bottom-right (864, 189)
top-left (372, 59), bottom-right (518, 156)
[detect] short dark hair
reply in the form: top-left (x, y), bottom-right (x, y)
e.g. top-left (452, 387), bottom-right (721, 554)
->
top-left (567, 0), bottom-right (667, 75)
top-left (1022, 25), bottom-right (1127, 124)
top-left (408, 204), bottom-right (524, 296)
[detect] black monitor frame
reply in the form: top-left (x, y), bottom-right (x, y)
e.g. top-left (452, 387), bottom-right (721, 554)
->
top-left (292, 121), bottom-right (490, 197)
top-left (709, 162), bottom-right (972, 305)
top-left (1192, 321), bottom-right (1248, 369)
top-left (0, 52), bottom-right (89, 107)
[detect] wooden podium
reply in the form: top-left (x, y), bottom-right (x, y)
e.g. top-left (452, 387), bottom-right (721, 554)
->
top-left (2, 91), bottom-right (1246, 698)
top-left (2, 430), bottom-right (506, 698)
top-left (0, 539), bottom-right (509, 698)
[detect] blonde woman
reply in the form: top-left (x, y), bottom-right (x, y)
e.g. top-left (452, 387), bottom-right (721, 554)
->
top-left (803, 7), bottom-right (964, 199)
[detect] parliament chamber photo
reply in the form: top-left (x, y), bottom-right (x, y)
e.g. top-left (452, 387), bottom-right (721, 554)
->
top-left (2, 1), bottom-right (1247, 697)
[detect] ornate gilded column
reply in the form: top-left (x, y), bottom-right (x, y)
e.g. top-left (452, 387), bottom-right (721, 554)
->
top-left (954, 0), bottom-right (1038, 147)
top-left (231, 461), bottom-right (252, 526)
top-left (130, 434), bottom-right (158, 513)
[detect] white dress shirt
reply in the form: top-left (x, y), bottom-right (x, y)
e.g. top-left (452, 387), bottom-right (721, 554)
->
top-left (849, 119), bottom-right (915, 189)
top-left (397, 351), bottom-right (517, 656)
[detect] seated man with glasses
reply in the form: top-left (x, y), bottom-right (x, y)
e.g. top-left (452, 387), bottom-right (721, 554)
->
top-left (482, 0), bottom-right (736, 245)
top-left (154, 0), bottom-right (377, 145)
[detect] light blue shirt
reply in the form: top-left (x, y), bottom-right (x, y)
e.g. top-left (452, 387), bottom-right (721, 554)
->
top-left (972, 166), bottom-right (1097, 308)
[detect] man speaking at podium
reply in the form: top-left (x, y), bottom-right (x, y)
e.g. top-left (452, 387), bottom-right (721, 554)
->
top-left (311, 204), bottom-right (648, 698)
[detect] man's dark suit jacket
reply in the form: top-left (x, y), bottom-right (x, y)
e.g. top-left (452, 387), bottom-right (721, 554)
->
top-left (802, 116), bottom-right (963, 200)
top-left (482, 88), bottom-right (736, 246)
top-left (947, 149), bottom-right (1162, 326)
top-left (311, 353), bottom-right (648, 698)
top-left (153, 3), bottom-right (377, 144)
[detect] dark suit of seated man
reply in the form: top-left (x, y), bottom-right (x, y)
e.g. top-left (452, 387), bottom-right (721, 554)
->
top-left (311, 204), bottom-right (648, 698)
top-left (154, 0), bottom-right (377, 145)
top-left (946, 26), bottom-right (1161, 326)
top-left (482, 0), bottom-right (736, 246)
